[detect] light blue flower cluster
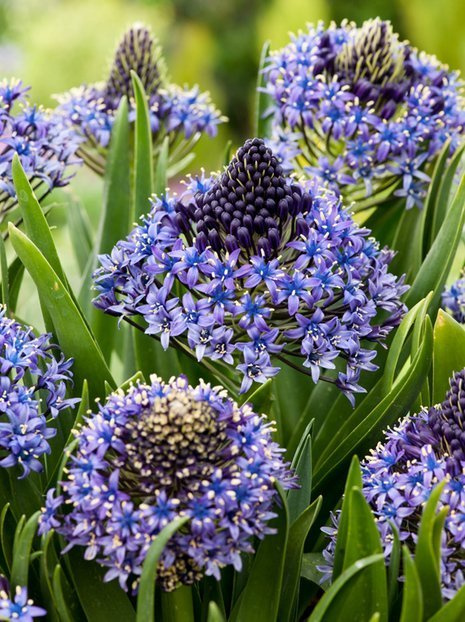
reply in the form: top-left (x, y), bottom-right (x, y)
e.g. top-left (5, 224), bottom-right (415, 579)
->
top-left (40, 375), bottom-right (295, 592)
top-left (321, 369), bottom-right (465, 599)
top-left (0, 307), bottom-right (76, 477)
top-left (0, 78), bottom-right (81, 217)
top-left (56, 24), bottom-right (225, 175)
top-left (263, 18), bottom-right (465, 209)
top-left (93, 138), bottom-right (407, 402)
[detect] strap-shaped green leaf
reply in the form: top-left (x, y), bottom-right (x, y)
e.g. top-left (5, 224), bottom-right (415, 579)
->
top-left (287, 434), bottom-right (312, 523)
top-left (405, 173), bottom-right (465, 313)
top-left (154, 136), bottom-right (169, 196)
top-left (313, 316), bottom-right (432, 497)
top-left (332, 456), bottom-right (363, 579)
top-left (52, 565), bottom-right (75, 622)
top-left (278, 496), bottom-right (322, 622)
top-left (65, 548), bottom-right (136, 622)
top-left (207, 602), bottom-right (226, 622)
top-left (399, 548), bottom-right (423, 622)
top-left (136, 516), bottom-right (188, 622)
top-left (232, 484), bottom-right (289, 622)
top-left (89, 96), bottom-right (131, 358)
top-left (9, 224), bottom-right (114, 400)
top-left (307, 554), bottom-right (385, 622)
top-left (132, 70), bottom-right (154, 220)
top-left (10, 511), bottom-right (40, 589)
top-left (432, 310), bottom-right (465, 403)
top-left (254, 41), bottom-right (273, 139)
top-left (341, 488), bottom-right (388, 621)
top-left (414, 481), bottom-right (446, 618)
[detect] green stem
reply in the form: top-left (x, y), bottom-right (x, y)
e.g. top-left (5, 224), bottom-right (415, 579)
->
top-left (161, 586), bottom-right (195, 622)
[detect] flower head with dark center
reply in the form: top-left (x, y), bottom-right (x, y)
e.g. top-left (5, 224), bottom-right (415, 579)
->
top-left (0, 306), bottom-right (77, 477)
top-left (321, 368), bottom-right (465, 599)
top-left (40, 375), bottom-right (296, 592)
top-left (93, 138), bottom-right (408, 402)
top-left (0, 78), bottom-right (81, 219)
top-left (263, 19), bottom-right (465, 209)
top-left (56, 24), bottom-right (225, 176)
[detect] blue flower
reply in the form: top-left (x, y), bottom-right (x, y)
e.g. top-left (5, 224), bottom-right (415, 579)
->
top-left (442, 276), bottom-right (465, 323)
top-left (0, 584), bottom-right (46, 621)
top-left (40, 376), bottom-right (296, 592)
top-left (0, 307), bottom-right (76, 477)
top-left (55, 24), bottom-right (225, 176)
top-left (263, 18), bottom-right (465, 210)
top-left (322, 368), bottom-right (465, 599)
top-left (93, 138), bottom-right (408, 400)
top-left (0, 79), bottom-right (81, 218)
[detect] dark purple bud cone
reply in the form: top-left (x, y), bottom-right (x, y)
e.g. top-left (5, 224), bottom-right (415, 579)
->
top-left (105, 23), bottom-right (166, 101)
top-left (334, 18), bottom-right (410, 108)
top-left (428, 369), bottom-right (465, 473)
top-left (180, 138), bottom-right (311, 259)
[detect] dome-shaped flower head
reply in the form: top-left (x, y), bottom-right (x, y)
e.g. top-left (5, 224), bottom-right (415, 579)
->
top-left (442, 276), bottom-right (465, 323)
top-left (263, 18), bottom-right (465, 209)
top-left (321, 368), bottom-right (465, 599)
top-left (0, 582), bottom-right (46, 621)
top-left (56, 23), bottom-right (225, 176)
top-left (39, 375), bottom-right (295, 592)
top-left (0, 78), bottom-right (81, 220)
top-left (93, 138), bottom-right (408, 402)
top-left (0, 306), bottom-right (76, 477)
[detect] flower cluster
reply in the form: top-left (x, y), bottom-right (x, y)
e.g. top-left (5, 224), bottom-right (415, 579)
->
top-left (263, 18), bottom-right (465, 209)
top-left (0, 78), bottom-right (81, 218)
top-left (40, 375), bottom-right (295, 592)
top-left (321, 368), bottom-right (465, 599)
top-left (0, 582), bottom-right (45, 621)
top-left (56, 24), bottom-right (225, 175)
top-left (442, 276), bottom-right (465, 323)
top-left (0, 307), bottom-right (76, 477)
top-left (93, 138), bottom-right (407, 401)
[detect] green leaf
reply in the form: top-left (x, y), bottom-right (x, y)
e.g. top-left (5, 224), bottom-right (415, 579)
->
top-left (287, 434), bottom-right (312, 523)
top-left (414, 481), bottom-right (446, 618)
top-left (387, 525), bottom-right (401, 611)
top-left (132, 70), bottom-right (153, 221)
top-left (405, 173), bottom-right (465, 313)
top-left (9, 224), bottom-right (114, 400)
top-left (8, 257), bottom-right (24, 313)
top-left (160, 586), bottom-right (195, 622)
top-left (242, 379), bottom-right (274, 414)
top-left (232, 484), bottom-right (289, 622)
top-left (399, 548), bottom-right (423, 622)
top-left (307, 555), bottom-right (385, 622)
top-left (52, 565), bottom-right (75, 622)
top-left (10, 511), bottom-right (40, 589)
top-left (313, 317), bottom-right (432, 499)
top-left (89, 96), bottom-right (131, 358)
top-left (67, 199), bottom-right (93, 274)
top-left (432, 310), bottom-right (465, 403)
top-left (12, 154), bottom-right (67, 285)
top-left (279, 497), bottom-right (322, 622)
top-left (429, 144), bottom-right (465, 251)
top-left (301, 552), bottom-right (326, 586)
top-left (136, 516), bottom-right (188, 622)
top-left (66, 548), bottom-right (136, 622)
top-left (0, 237), bottom-right (9, 309)
top-left (207, 602), bottom-right (226, 622)
top-left (254, 41), bottom-right (272, 138)
top-left (428, 581), bottom-right (465, 621)
top-left (154, 136), bottom-right (169, 196)
top-left (0, 503), bottom-right (13, 573)
top-left (332, 456), bottom-right (362, 579)
top-left (341, 488), bottom-right (388, 622)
